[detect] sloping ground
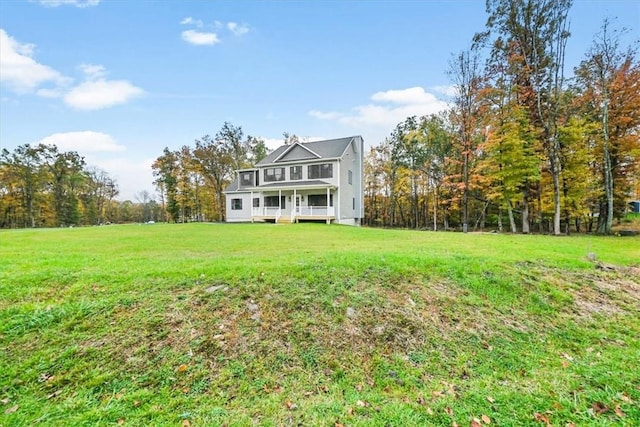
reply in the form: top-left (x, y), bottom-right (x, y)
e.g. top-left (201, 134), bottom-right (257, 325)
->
top-left (0, 224), bottom-right (638, 426)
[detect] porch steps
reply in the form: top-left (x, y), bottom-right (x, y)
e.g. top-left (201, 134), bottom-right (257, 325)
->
top-left (276, 216), bottom-right (293, 224)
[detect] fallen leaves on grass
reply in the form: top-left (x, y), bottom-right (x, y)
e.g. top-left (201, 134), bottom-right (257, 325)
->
top-left (177, 364), bottom-right (187, 372)
top-left (0, 397), bottom-right (10, 405)
top-left (481, 414), bottom-right (491, 424)
top-left (181, 420), bottom-right (191, 427)
top-left (486, 396), bottom-right (495, 404)
top-left (614, 405), bottom-right (625, 417)
top-left (533, 412), bottom-right (551, 425)
top-left (445, 406), bottom-right (454, 415)
top-left (591, 401), bottom-right (609, 415)
top-left (285, 400), bottom-right (298, 410)
top-left (4, 405), bottom-right (18, 414)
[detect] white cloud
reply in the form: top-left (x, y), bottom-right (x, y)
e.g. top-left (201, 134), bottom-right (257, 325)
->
top-left (309, 86), bottom-right (449, 128)
top-left (308, 110), bottom-right (343, 120)
top-left (37, 131), bottom-right (126, 152)
top-left (431, 85), bottom-right (458, 98)
top-left (36, 88), bottom-right (65, 98)
top-left (227, 22), bottom-right (249, 36)
top-left (371, 87), bottom-right (441, 105)
top-left (262, 138), bottom-right (285, 150)
top-left (0, 29), bottom-right (70, 93)
top-left (79, 63), bottom-right (107, 79)
top-left (64, 79), bottom-right (144, 110)
top-left (0, 30), bottom-right (141, 110)
top-left (181, 30), bottom-right (220, 46)
top-left (180, 17), bottom-right (203, 28)
top-left (37, 0), bottom-right (100, 7)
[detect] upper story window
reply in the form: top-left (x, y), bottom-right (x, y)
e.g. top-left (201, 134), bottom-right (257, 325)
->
top-left (240, 171), bottom-right (254, 186)
top-left (290, 165), bottom-right (302, 180)
top-left (308, 163), bottom-right (333, 179)
top-left (348, 170), bottom-right (353, 185)
top-left (264, 167), bottom-right (285, 182)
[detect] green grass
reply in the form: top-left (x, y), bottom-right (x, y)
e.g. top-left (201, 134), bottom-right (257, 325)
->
top-left (1, 223), bottom-right (639, 426)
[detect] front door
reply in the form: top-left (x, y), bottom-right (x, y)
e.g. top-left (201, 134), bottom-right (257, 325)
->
top-left (295, 195), bottom-right (303, 215)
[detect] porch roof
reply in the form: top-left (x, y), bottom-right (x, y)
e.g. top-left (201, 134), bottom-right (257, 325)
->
top-left (253, 180), bottom-right (336, 191)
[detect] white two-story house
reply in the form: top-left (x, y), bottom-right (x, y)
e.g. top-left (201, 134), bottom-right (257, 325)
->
top-left (224, 136), bottom-right (364, 225)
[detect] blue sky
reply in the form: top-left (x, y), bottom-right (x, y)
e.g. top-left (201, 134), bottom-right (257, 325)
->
top-left (1, 0), bottom-right (638, 201)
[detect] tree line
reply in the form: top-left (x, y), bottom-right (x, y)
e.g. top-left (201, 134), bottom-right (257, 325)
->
top-left (0, 143), bottom-right (123, 228)
top-left (364, 1), bottom-right (639, 235)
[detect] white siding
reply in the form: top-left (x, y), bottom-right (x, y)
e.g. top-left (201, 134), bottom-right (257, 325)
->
top-left (225, 193), bottom-right (252, 222)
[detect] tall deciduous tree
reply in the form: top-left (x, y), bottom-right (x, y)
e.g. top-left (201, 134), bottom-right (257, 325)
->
top-left (481, 0), bottom-right (572, 235)
top-left (575, 19), bottom-right (640, 233)
top-left (152, 147), bottom-right (180, 222)
top-left (448, 47), bottom-right (486, 233)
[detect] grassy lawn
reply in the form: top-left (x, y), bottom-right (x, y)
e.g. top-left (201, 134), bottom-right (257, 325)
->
top-left (1, 223), bottom-right (639, 426)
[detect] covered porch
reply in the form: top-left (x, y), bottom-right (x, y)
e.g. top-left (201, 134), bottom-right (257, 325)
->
top-left (250, 183), bottom-right (336, 224)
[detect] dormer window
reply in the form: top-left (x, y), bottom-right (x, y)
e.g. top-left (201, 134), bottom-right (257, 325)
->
top-left (240, 171), bottom-right (254, 186)
top-left (264, 167), bottom-right (285, 182)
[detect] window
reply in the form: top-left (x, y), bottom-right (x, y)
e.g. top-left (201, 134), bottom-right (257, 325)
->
top-left (348, 170), bottom-right (353, 185)
top-left (290, 165), bottom-right (302, 180)
top-left (240, 172), bottom-right (254, 186)
top-left (308, 163), bottom-right (333, 179)
top-left (264, 196), bottom-right (286, 208)
top-left (308, 194), bottom-right (333, 207)
top-left (253, 198), bottom-right (260, 207)
top-left (264, 167), bottom-right (285, 182)
top-left (231, 199), bottom-right (243, 210)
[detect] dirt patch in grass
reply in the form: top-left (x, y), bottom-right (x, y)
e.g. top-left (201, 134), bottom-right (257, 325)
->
top-left (552, 265), bottom-right (640, 320)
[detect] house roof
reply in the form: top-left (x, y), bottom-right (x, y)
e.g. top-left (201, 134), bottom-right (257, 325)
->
top-left (258, 180), bottom-right (334, 189)
top-left (224, 176), bottom-right (336, 193)
top-left (257, 136), bottom-right (359, 166)
top-left (224, 175), bottom-right (240, 193)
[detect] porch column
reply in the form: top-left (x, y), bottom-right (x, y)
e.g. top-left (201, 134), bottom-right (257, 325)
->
top-left (250, 191), bottom-right (254, 222)
top-left (326, 187), bottom-right (331, 224)
top-left (278, 189), bottom-right (282, 209)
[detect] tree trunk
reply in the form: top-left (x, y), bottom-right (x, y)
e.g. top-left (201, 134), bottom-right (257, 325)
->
top-left (433, 189), bottom-right (438, 231)
top-left (522, 186), bottom-right (530, 234)
top-left (507, 198), bottom-right (517, 233)
top-left (463, 150), bottom-right (469, 233)
top-left (599, 98), bottom-right (614, 234)
top-left (549, 146), bottom-right (562, 235)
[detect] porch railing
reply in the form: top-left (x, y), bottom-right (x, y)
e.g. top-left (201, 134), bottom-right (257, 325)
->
top-left (295, 206), bottom-right (335, 217)
top-left (252, 206), bottom-right (335, 218)
top-left (252, 207), bottom-right (280, 217)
